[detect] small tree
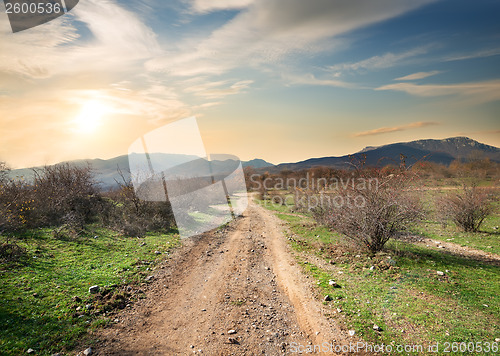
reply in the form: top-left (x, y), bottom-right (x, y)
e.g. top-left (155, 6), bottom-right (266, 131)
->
top-left (316, 169), bottom-right (422, 254)
top-left (438, 184), bottom-right (492, 232)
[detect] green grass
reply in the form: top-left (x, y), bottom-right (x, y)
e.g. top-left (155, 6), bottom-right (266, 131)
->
top-left (0, 226), bottom-right (179, 355)
top-left (262, 198), bottom-right (500, 353)
top-left (413, 187), bottom-right (500, 255)
top-left (413, 215), bottom-right (500, 255)
top-left (256, 197), bottom-right (296, 214)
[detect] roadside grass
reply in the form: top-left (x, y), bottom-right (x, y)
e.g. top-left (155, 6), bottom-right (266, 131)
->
top-left (414, 216), bottom-right (500, 255)
top-left (413, 188), bottom-right (500, 255)
top-left (256, 198), bottom-right (295, 214)
top-left (0, 226), bottom-right (179, 356)
top-left (265, 201), bottom-right (500, 352)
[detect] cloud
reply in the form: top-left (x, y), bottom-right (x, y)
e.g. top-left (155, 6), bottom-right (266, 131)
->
top-left (283, 73), bottom-right (356, 88)
top-left (395, 71), bottom-right (441, 81)
top-left (185, 79), bottom-right (254, 98)
top-left (189, 0), bottom-right (255, 13)
top-left (74, 0), bottom-right (160, 55)
top-left (0, 0), bottom-right (160, 79)
top-left (329, 47), bottom-right (429, 74)
top-left (375, 80), bottom-right (500, 103)
top-left (443, 47), bottom-right (500, 62)
top-left (100, 84), bottom-right (190, 125)
top-left (194, 102), bottom-right (222, 109)
top-left (147, 0), bottom-right (436, 77)
top-left (353, 121), bottom-right (439, 137)
top-left (0, 15), bottom-right (79, 78)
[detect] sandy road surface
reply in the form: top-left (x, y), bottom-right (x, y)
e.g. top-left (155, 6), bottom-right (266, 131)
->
top-left (94, 201), bottom-right (359, 355)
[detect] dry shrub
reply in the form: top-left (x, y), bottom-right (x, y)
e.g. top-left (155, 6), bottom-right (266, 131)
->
top-left (105, 174), bottom-right (175, 237)
top-left (316, 169), bottom-right (422, 254)
top-left (0, 161), bottom-right (36, 232)
top-left (32, 163), bottom-right (103, 229)
top-left (438, 184), bottom-right (493, 232)
top-left (0, 163), bottom-right (107, 233)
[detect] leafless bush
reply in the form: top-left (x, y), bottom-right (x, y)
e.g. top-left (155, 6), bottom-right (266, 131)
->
top-left (438, 184), bottom-right (493, 232)
top-left (0, 164), bottom-right (35, 232)
top-left (315, 169), bottom-right (422, 254)
top-left (106, 171), bottom-right (175, 237)
top-left (1, 161), bottom-right (176, 236)
top-left (31, 163), bottom-right (103, 229)
top-left (0, 163), bottom-right (105, 232)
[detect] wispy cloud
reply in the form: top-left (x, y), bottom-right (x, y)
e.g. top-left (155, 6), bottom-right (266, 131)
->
top-left (185, 80), bottom-right (254, 99)
top-left (0, 0), bottom-right (160, 79)
top-left (147, 0), bottom-right (437, 77)
top-left (189, 0), bottom-right (255, 13)
top-left (194, 102), bottom-right (223, 109)
top-left (0, 16), bottom-right (78, 78)
top-left (375, 80), bottom-right (500, 103)
top-left (73, 0), bottom-right (160, 58)
top-left (353, 121), bottom-right (439, 137)
top-left (443, 47), bottom-right (500, 62)
top-left (328, 47), bottom-right (430, 75)
top-left (283, 73), bottom-right (356, 88)
top-left (395, 71), bottom-right (441, 81)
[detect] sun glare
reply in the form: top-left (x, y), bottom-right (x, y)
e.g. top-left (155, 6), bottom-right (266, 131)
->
top-left (73, 100), bottom-right (108, 133)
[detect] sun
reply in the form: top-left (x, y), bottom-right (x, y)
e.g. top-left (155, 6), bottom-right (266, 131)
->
top-left (73, 100), bottom-right (108, 133)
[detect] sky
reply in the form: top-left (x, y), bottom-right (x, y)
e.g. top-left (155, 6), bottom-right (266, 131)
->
top-left (1, 0), bottom-right (499, 168)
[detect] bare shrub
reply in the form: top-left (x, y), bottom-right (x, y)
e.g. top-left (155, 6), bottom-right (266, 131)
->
top-left (0, 166), bottom-right (35, 232)
top-left (32, 163), bottom-right (103, 228)
top-left (0, 162), bottom-right (8, 180)
top-left (106, 171), bottom-right (175, 237)
top-left (438, 184), bottom-right (493, 232)
top-left (315, 169), bottom-right (422, 254)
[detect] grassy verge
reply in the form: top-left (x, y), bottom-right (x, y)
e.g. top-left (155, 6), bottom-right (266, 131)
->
top-left (411, 188), bottom-right (500, 255)
top-left (266, 205), bottom-right (499, 353)
top-left (0, 226), bottom-right (179, 355)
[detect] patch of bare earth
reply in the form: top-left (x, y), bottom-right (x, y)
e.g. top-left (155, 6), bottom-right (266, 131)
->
top-left (93, 201), bottom-right (365, 355)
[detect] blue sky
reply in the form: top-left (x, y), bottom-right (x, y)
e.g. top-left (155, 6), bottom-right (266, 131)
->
top-left (0, 0), bottom-right (499, 167)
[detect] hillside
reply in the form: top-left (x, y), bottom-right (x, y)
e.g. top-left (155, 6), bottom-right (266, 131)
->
top-left (7, 137), bottom-right (498, 185)
top-left (8, 155), bottom-right (273, 190)
top-left (271, 136), bottom-right (499, 172)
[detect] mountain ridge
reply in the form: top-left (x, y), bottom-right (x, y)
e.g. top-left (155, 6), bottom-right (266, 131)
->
top-left (270, 136), bottom-right (499, 172)
top-left (7, 137), bottom-right (498, 188)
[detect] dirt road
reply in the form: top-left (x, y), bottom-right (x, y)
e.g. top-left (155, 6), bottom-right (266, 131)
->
top-left (94, 201), bottom-right (357, 355)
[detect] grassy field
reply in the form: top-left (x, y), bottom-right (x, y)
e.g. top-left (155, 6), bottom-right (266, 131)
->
top-left (0, 227), bottom-right (179, 355)
top-left (414, 187), bottom-right (500, 255)
top-left (259, 197), bottom-right (500, 353)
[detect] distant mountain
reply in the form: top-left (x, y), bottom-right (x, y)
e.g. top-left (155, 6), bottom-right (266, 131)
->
top-left (360, 137), bottom-right (499, 160)
top-left (270, 137), bottom-right (499, 172)
top-left (7, 137), bottom-right (497, 186)
top-left (242, 159), bottom-right (273, 169)
top-left (8, 155), bottom-right (273, 190)
top-left (404, 137), bottom-right (500, 161)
